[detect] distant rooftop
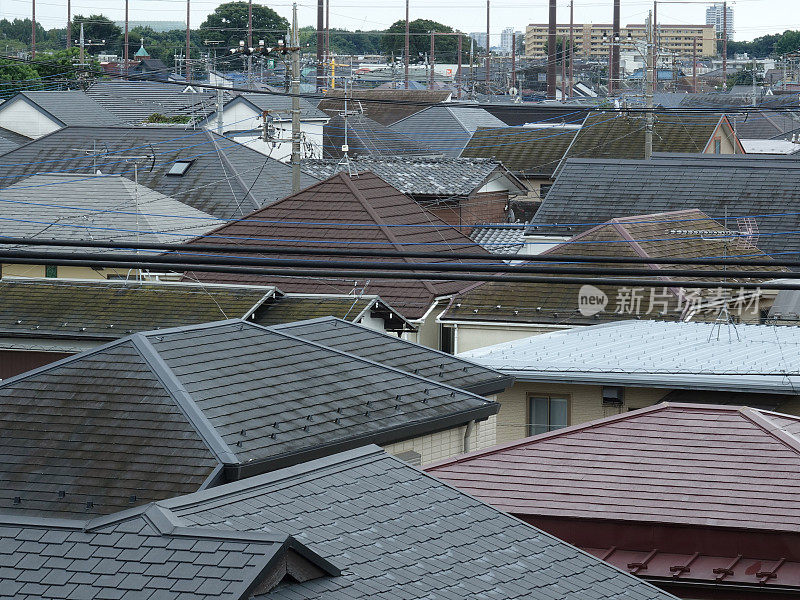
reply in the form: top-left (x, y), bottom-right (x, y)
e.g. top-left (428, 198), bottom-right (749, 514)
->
top-left (461, 320), bottom-right (800, 393)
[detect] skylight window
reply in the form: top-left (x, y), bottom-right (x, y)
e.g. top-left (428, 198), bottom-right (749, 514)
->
top-left (166, 160), bottom-right (194, 176)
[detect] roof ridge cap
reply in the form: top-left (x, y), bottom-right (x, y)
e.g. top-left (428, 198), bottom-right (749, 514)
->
top-left (427, 403), bottom-right (669, 469)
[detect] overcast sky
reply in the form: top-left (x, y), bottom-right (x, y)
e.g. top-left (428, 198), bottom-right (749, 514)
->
top-left (1, 0), bottom-right (790, 43)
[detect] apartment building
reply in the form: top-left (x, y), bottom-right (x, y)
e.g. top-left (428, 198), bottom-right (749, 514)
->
top-left (524, 23), bottom-right (716, 60)
top-left (706, 3), bottom-right (734, 41)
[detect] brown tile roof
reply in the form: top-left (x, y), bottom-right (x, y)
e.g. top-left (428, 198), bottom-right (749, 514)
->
top-left (182, 172), bottom-right (497, 319)
top-left (426, 403), bottom-right (800, 532)
top-left (317, 89), bottom-right (452, 125)
top-left (442, 209), bottom-right (785, 325)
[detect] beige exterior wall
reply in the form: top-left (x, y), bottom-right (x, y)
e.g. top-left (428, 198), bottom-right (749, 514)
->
top-left (494, 381), bottom-right (671, 444)
top-left (1, 265), bottom-right (183, 281)
top-left (383, 414), bottom-right (498, 465)
top-left (525, 23), bottom-right (716, 60)
top-left (449, 323), bottom-right (567, 353)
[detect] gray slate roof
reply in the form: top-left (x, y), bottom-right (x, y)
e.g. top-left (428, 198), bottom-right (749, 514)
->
top-left (215, 93), bottom-right (329, 122)
top-left (162, 445), bottom-right (678, 600)
top-left (0, 126), bottom-right (30, 154)
top-left (470, 223), bottom-right (527, 254)
top-left (0, 173), bottom-right (223, 251)
top-left (6, 91), bottom-right (123, 127)
top-left (273, 316), bottom-right (512, 395)
top-left (0, 320), bottom-right (497, 517)
top-left (389, 105), bottom-right (506, 157)
top-left (460, 320), bottom-right (800, 393)
top-left (528, 154), bottom-right (800, 257)
top-left (0, 126), bottom-right (320, 219)
top-left (302, 157), bottom-right (521, 197)
top-left (0, 503), bottom-right (337, 599)
top-left (86, 81), bottom-right (229, 124)
top-left (322, 113), bottom-right (436, 159)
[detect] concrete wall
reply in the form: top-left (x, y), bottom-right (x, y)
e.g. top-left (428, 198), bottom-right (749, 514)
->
top-left (494, 381), bottom-right (671, 444)
top-left (383, 414), bottom-right (498, 465)
top-left (0, 98), bottom-right (60, 138)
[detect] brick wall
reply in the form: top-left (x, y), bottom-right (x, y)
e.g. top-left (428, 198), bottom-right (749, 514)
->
top-left (424, 192), bottom-right (509, 231)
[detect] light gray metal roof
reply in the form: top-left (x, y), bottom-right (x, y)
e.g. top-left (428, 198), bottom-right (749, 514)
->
top-left (12, 91), bottom-right (123, 127)
top-left (460, 320), bottom-right (800, 393)
top-left (0, 173), bottom-right (223, 251)
top-left (163, 445), bottom-right (678, 600)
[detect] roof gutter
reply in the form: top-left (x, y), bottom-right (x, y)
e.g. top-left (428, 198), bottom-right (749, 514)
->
top-left (221, 401), bottom-right (499, 483)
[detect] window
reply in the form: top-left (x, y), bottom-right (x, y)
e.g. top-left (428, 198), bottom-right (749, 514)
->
top-left (528, 396), bottom-right (568, 436)
top-left (714, 138), bottom-right (722, 154)
top-left (45, 265), bottom-right (57, 278)
top-left (440, 324), bottom-right (455, 354)
top-left (166, 160), bottom-right (194, 176)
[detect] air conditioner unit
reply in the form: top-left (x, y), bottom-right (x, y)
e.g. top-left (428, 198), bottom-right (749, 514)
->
top-left (602, 386), bottom-right (624, 406)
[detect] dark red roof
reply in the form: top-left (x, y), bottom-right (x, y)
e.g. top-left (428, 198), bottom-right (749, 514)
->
top-left (184, 172), bottom-right (495, 319)
top-left (427, 403), bottom-right (800, 533)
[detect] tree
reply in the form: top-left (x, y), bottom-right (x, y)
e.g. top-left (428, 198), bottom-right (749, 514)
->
top-left (200, 2), bottom-right (289, 49)
top-left (380, 19), bottom-right (469, 64)
top-left (71, 14), bottom-right (121, 50)
top-left (544, 36), bottom-right (578, 67)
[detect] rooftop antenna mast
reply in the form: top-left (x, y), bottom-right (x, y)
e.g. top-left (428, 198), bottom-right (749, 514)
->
top-left (338, 77), bottom-right (355, 176)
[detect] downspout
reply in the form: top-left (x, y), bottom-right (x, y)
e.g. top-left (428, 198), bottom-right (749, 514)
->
top-left (453, 323), bottom-right (459, 354)
top-left (463, 419), bottom-right (475, 453)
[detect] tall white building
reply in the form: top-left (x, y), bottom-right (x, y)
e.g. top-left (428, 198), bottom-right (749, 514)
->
top-left (500, 28), bottom-right (522, 54)
top-left (706, 3), bottom-right (734, 41)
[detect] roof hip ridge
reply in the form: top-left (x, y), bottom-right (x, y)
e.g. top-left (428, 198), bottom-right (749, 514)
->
top-left (339, 173), bottom-right (441, 297)
top-left (129, 332), bottom-right (239, 466)
top-left (737, 406), bottom-right (800, 457)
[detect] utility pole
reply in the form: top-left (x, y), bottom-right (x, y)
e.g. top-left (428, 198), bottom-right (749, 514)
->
top-left (645, 11), bottom-right (654, 160)
top-left (693, 36), bottom-right (698, 93)
top-left (316, 0), bottom-right (324, 90)
top-left (247, 0), bottom-right (253, 86)
top-left (562, 36), bottom-right (567, 98)
top-left (611, 0), bottom-right (620, 95)
top-left (186, 0), bottom-right (191, 82)
top-left (67, 0), bottom-right (71, 49)
top-left (124, 0), bottom-right (129, 78)
top-left (653, 1), bottom-right (657, 88)
top-left (31, 0), bottom-right (36, 59)
top-left (569, 0), bottom-right (574, 98)
top-left (547, 0), bottom-right (556, 99)
top-left (752, 56), bottom-right (757, 106)
top-left (79, 22), bottom-right (84, 70)
top-left (429, 31), bottom-right (435, 90)
top-left (291, 3), bottom-right (301, 193)
top-left (404, 0), bottom-right (410, 89)
top-left (722, 0), bottom-right (728, 84)
top-left (511, 32), bottom-right (516, 93)
top-left (485, 0), bottom-right (490, 93)
top-left (457, 34), bottom-right (463, 99)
